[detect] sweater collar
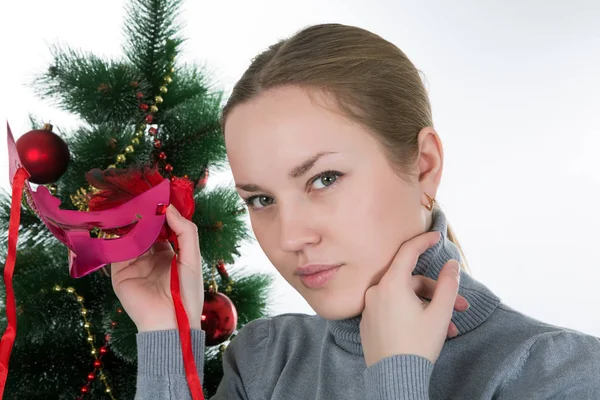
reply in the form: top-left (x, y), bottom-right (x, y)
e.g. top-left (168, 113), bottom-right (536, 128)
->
top-left (327, 208), bottom-right (501, 356)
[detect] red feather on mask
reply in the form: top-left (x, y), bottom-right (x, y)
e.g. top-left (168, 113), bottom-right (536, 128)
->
top-left (86, 166), bottom-right (195, 240)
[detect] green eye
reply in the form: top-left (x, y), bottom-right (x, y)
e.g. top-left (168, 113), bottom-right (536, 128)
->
top-left (245, 195), bottom-right (274, 209)
top-left (257, 196), bottom-right (273, 207)
top-left (311, 172), bottom-right (339, 189)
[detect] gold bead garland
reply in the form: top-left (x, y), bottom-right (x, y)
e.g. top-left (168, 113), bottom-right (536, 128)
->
top-left (111, 62), bottom-right (175, 170)
top-left (52, 285), bottom-right (117, 399)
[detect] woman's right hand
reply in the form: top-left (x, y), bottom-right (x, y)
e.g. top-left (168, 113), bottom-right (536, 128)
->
top-left (360, 231), bottom-right (460, 367)
top-left (111, 205), bottom-right (204, 333)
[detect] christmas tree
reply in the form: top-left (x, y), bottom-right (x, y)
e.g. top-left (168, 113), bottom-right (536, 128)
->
top-left (0, 0), bottom-right (273, 398)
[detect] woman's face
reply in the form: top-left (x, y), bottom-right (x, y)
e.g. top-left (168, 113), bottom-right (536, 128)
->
top-left (224, 86), bottom-right (442, 320)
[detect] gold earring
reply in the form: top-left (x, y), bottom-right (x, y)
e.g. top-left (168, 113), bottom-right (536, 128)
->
top-left (424, 192), bottom-right (436, 211)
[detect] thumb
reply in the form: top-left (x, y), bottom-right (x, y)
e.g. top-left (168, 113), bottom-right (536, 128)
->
top-left (427, 259), bottom-right (460, 326)
top-left (166, 204), bottom-right (201, 275)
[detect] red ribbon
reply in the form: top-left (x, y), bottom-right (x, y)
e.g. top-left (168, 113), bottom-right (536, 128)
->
top-left (169, 233), bottom-right (205, 400)
top-left (0, 167), bottom-right (30, 398)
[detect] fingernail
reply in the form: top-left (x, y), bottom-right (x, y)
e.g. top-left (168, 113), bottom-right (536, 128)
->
top-left (458, 297), bottom-right (470, 310)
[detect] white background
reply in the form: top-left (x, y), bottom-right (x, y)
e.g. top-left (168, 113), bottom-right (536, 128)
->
top-left (1, 0), bottom-right (599, 337)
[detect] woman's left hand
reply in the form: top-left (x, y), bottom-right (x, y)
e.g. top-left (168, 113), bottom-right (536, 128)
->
top-left (360, 231), bottom-right (462, 367)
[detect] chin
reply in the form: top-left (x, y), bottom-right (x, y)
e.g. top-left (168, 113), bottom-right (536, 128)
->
top-left (306, 292), bottom-right (365, 321)
top-left (287, 269), bottom-right (369, 320)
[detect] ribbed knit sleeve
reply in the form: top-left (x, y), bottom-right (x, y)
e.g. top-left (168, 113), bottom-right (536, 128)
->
top-left (363, 355), bottom-right (433, 400)
top-left (135, 318), bottom-right (271, 399)
top-left (135, 329), bottom-right (205, 399)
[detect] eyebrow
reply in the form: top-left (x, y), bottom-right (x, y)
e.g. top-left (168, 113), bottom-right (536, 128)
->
top-left (235, 151), bottom-right (337, 193)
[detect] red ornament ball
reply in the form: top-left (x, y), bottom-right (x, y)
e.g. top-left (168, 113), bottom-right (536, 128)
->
top-left (201, 292), bottom-right (238, 346)
top-left (16, 124), bottom-right (70, 184)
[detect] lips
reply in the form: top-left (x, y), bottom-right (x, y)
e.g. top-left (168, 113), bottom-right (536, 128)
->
top-left (295, 263), bottom-right (343, 289)
top-left (294, 263), bottom-right (343, 276)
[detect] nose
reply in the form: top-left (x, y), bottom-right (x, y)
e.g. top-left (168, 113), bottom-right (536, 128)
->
top-left (278, 201), bottom-right (320, 253)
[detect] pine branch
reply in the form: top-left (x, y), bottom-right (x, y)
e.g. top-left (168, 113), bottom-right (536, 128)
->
top-left (194, 186), bottom-right (251, 265)
top-left (157, 91), bottom-right (225, 177)
top-left (123, 0), bottom-right (184, 88)
top-left (34, 45), bottom-right (145, 125)
top-left (158, 64), bottom-right (210, 109)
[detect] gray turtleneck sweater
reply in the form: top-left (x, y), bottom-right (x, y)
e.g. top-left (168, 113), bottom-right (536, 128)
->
top-left (135, 210), bottom-right (600, 399)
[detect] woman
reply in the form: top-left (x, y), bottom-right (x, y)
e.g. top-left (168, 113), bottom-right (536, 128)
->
top-left (113, 24), bottom-right (600, 399)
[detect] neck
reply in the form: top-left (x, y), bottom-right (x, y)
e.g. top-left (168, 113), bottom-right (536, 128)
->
top-left (327, 207), bottom-right (500, 356)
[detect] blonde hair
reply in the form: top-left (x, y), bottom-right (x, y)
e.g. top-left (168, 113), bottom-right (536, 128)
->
top-left (222, 23), bottom-right (470, 273)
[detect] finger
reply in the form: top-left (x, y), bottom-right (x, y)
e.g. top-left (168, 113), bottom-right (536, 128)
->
top-left (166, 205), bottom-right (204, 326)
top-left (166, 205), bottom-right (201, 276)
top-left (455, 295), bottom-right (470, 312)
top-left (447, 322), bottom-right (459, 338)
top-left (427, 259), bottom-right (460, 324)
top-left (385, 230), bottom-right (441, 287)
top-left (412, 276), bottom-right (469, 312)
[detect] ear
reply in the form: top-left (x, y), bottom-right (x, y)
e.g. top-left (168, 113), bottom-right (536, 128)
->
top-left (416, 127), bottom-right (444, 195)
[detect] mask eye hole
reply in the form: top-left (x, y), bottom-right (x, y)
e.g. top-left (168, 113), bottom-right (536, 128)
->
top-left (88, 219), bottom-right (142, 239)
